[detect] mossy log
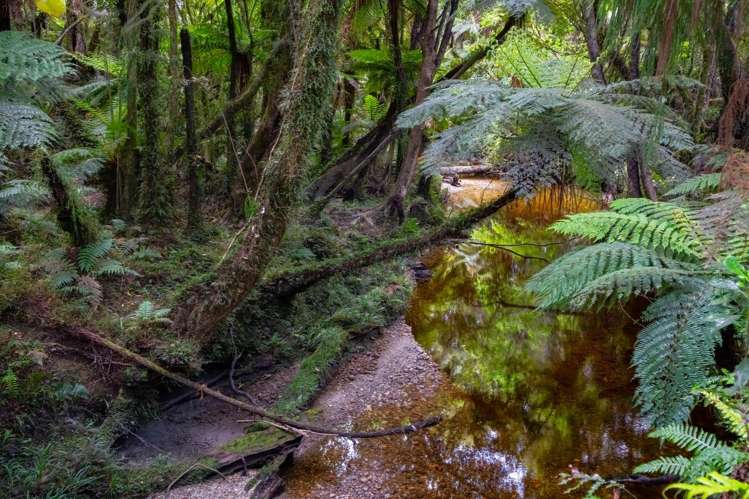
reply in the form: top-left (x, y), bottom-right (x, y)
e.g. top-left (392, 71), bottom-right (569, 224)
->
top-left (261, 189), bottom-right (518, 297)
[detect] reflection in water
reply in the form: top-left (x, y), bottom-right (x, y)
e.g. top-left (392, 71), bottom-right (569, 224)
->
top-left (285, 187), bottom-right (663, 498)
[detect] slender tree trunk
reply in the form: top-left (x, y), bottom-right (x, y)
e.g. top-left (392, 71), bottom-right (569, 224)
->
top-left (655, 0), bottom-right (679, 76)
top-left (626, 157), bottom-right (643, 197)
top-left (65, 0), bottom-right (86, 53)
top-left (582, 0), bottom-right (606, 84)
top-left (166, 0), bottom-right (180, 152)
top-left (119, 0), bottom-right (140, 218)
top-left (384, 0), bottom-right (438, 221)
top-left (181, 29), bottom-right (201, 233)
top-left (640, 162), bottom-right (658, 200)
top-left (138, 0), bottom-right (171, 221)
top-left (43, 159), bottom-right (99, 247)
top-left (171, 0), bottom-right (342, 341)
top-left (630, 33), bottom-right (641, 79)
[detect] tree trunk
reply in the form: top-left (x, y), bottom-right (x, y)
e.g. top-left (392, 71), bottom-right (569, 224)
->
top-left (640, 162), bottom-right (658, 200)
top-left (171, 0), bottom-right (342, 341)
top-left (181, 28), bottom-right (202, 233)
top-left (137, 0), bottom-right (171, 221)
top-left (118, 0), bottom-right (140, 218)
top-left (582, 0), bottom-right (606, 84)
top-left (630, 33), bottom-right (641, 79)
top-left (65, 0), bottom-right (86, 53)
top-left (0, 0), bottom-right (10, 31)
top-left (655, 0), bottom-right (679, 76)
top-left (166, 0), bottom-right (180, 153)
top-left (384, 0), bottom-right (438, 221)
top-left (626, 157), bottom-right (643, 197)
top-left (43, 159), bottom-right (99, 247)
top-left (441, 13), bottom-right (523, 80)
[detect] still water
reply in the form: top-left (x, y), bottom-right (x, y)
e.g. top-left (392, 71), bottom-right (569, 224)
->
top-left (288, 184), bottom-right (664, 498)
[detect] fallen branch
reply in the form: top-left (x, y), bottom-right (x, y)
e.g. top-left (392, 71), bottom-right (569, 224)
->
top-left (229, 354), bottom-right (259, 406)
top-left (68, 327), bottom-right (440, 439)
top-left (261, 189), bottom-right (518, 297)
top-left (445, 238), bottom-right (550, 262)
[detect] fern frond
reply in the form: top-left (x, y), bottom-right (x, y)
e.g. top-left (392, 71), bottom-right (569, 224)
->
top-left (667, 174), bottom-right (722, 197)
top-left (634, 455), bottom-right (692, 477)
top-left (634, 290), bottom-right (738, 424)
top-left (0, 32), bottom-right (71, 80)
top-left (0, 101), bottom-right (57, 151)
top-left (665, 472), bottom-right (749, 499)
top-left (699, 389), bottom-right (749, 439)
top-left (551, 211), bottom-right (703, 259)
top-left (92, 259), bottom-right (138, 277)
top-left (77, 238), bottom-right (114, 273)
top-left (648, 424), bottom-right (723, 453)
top-left (527, 242), bottom-right (692, 309)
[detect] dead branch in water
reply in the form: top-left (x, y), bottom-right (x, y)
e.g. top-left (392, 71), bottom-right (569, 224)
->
top-left (68, 327), bottom-right (441, 439)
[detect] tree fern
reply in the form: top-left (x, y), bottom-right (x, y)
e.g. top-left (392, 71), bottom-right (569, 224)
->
top-left (397, 79), bottom-right (693, 188)
top-left (633, 289), bottom-right (738, 424)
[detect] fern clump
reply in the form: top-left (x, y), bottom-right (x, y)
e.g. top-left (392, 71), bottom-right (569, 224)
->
top-left (527, 195), bottom-right (749, 425)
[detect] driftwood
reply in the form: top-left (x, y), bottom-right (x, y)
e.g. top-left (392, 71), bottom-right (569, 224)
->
top-left (67, 327), bottom-right (441, 439)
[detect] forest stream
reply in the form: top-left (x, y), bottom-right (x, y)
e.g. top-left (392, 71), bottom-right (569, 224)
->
top-left (122, 180), bottom-right (665, 498)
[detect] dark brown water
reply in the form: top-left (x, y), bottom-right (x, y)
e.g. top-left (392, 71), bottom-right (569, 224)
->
top-left (288, 187), bottom-right (664, 498)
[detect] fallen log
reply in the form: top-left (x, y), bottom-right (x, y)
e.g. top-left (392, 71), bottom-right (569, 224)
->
top-left (439, 164), bottom-right (498, 177)
top-left (260, 188), bottom-right (518, 297)
top-left (67, 327), bottom-right (441, 439)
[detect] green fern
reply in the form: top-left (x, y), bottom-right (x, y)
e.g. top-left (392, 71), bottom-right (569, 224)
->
top-left (77, 238), bottom-right (114, 273)
top-left (667, 174), bottom-right (723, 197)
top-left (665, 472), bottom-right (749, 498)
top-left (91, 259), bottom-right (138, 277)
top-left (633, 455), bottom-right (692, 477)
top-left (0, 101), bottom-right (57, 151)
top-left (633, 290), bottom-right (737, 425)
top-left (527, 242), bottom-right (692, 309)
top-left (699, 388), bottom-right (749, 440)
top-left (550, 211), bottom-right (702, 259)
top-left (648, 424), bottom-right (724, 454)
top-left (126, 300), bottom-right (172, 330)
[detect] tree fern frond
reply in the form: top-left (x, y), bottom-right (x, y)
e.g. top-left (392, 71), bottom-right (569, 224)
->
top-left (667, 174), bottom-right (722, 197)
top-left (527, 242), bottom-right (692, 309)
top-left (634, 290), bottom-right (738, 424)
top-left (699, 389), bottom-right (749, 439)
top-left (568, 267), bottom-right (700, 310)
top-left (0, 31), bottom-right (73, 89)
top-left (0, 101), bottom-right (57, 151)
top-left (551, 211), bottom-right (703, 259)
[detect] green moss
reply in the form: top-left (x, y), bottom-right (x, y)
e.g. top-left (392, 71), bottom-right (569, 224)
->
top-left (221, 427), bottom-right (291, 454)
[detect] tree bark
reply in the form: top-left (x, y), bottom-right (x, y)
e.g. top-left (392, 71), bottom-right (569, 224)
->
top-left (582, 0), bottom-right (606, 84)
top-left (181, 29), bottom-right (202, 233)
top-left (384, 0), bottom-right (439, 221)
top-left (166, 0), bottom-right (180, 153)
top-left (655, 0), bottom-right (679, 76)
top-left (171, 0), bottom-right (342, 341)
top-left (42, 159), bottom-right (99, 247)
top-left (626, 157), bottom-right (643, 197)
top-left (118, 0), bottom-right (140, 218)
top-left (137, 0), bottom-right (171, 221)
top-left (1, 0), bottom-right (12, 31)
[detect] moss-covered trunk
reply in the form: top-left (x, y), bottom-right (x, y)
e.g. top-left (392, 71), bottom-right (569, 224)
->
top-left (171, 0), bottom-right (342, 341)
